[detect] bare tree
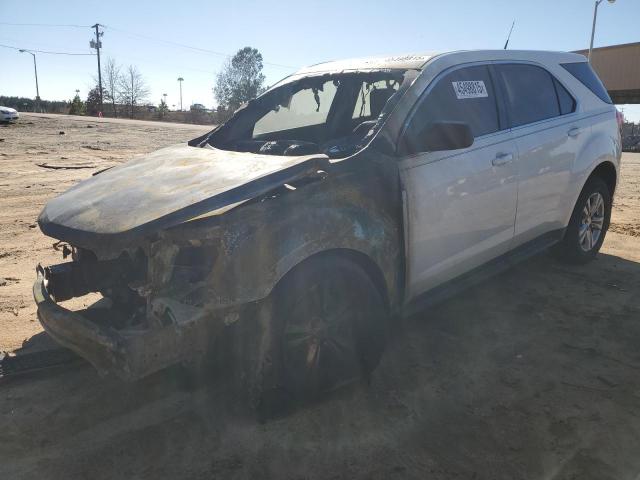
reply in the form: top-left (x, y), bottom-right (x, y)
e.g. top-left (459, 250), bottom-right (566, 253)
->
top-left (102, 57), bottom-right (121, 117)
top-left (118, 65), bottom-right (150, 118)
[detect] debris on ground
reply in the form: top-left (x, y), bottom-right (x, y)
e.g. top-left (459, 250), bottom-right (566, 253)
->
top-left (37, 163), bottom-right (99, 170)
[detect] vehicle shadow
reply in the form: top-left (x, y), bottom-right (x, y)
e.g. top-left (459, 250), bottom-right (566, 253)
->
top-left (2, 251), bottom-right (640, 480)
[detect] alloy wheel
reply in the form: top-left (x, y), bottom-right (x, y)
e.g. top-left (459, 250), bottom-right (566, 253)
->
top-left (579, 192), bottom-right (605, 252)
top-left (282, 279), bottom-right (361, 396)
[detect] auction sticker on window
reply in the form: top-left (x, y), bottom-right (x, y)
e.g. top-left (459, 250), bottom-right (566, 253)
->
top-left (452, 80), bottom-right (488, 99)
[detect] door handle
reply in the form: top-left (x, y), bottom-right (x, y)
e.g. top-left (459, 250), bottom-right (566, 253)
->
top-left (568, 127), bottom-right (581, 137)
top-left (492, 152), bottom-right (513, 166)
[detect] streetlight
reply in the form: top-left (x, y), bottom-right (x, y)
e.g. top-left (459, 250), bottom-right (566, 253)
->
top-left (161, 93), bottom-right (168, 117)
top-left (177, 77), bottom-right (184, 111)
top-left (19, 49), bottom-right (40, 112)
top-left (589, 0), bottom-right (616, 63)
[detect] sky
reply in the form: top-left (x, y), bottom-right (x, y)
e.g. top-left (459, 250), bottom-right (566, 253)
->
top-left (1, 0), bottom-right (639, 121)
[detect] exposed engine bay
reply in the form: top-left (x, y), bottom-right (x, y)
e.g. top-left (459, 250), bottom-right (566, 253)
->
top-left (35, 234), bottom-right (228, 380)
top-left (193, 70), bottom-right (409, 158)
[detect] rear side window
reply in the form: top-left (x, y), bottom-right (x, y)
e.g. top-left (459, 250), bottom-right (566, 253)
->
top-left (404, 65), bottom-right (500, 142)
top-left (561, 62), bottom-right (612, 104)
top-left (554, 78), bottom-right (576, 115)
top-left (496, 64), bottom-right (560, 127)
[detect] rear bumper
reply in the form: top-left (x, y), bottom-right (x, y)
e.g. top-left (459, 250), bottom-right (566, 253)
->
top-left (33, 268), bottom-right (216, 381)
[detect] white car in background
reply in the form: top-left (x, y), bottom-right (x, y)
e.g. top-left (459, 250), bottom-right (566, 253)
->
top-left (0, 106), bottom-right (19, 122)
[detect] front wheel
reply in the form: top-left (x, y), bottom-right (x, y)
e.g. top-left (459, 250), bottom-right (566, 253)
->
top-left (246, 255), bottom-right (388, 416)
top-left (227, 255), bottom-right (389, 418)
top-left (279, 256), bottom-right (388, 399)
top-left (556, 176), bottom-right (612, 264)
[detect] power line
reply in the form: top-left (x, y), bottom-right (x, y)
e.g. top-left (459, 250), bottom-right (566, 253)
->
top-left (0, 43), bottom-right (95, 56)
top-left (100, 49), bottom-right (218, 75)
top-left (0, 21), bottom-right (295, 69)
top-left (0, 22), bottom-right (91, 28)
top-left (101, 24), bottom-right (295, 69)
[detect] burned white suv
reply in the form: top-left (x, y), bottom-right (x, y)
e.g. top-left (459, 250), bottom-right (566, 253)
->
top-left (34, 50), bottom-right (620, 410)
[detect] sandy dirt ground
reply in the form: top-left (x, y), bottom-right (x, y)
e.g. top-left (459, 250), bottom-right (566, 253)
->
top-left (0, 114), bottom-right (211, 351)
top-left (2, 114), bottom-right (640, 479)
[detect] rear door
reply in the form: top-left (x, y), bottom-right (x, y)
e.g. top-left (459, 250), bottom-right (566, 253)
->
top-left (398, 64), bottom-right (518, 300)
top-left (494, 63), bottom-right (590, 246)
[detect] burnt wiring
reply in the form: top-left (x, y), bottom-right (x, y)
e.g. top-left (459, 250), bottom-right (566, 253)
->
top-left (52, 241), bottom-right (72, 259)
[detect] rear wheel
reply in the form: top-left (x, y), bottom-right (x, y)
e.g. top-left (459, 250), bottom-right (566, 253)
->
top-left (556, 176), bottom-right (611, 264)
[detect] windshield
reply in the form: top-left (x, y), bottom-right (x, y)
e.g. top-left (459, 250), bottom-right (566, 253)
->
top-left (253, 79), bottom-right (338, 136)
top-left (203, 70), bottom-right (407, 158)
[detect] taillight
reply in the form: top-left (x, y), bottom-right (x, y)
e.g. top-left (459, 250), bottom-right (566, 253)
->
top-left (616, 109), bottom-right (624, 132)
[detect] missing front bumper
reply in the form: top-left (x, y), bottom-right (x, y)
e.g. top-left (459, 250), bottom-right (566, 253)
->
top-left (33, 268), bottom-right (217, 381)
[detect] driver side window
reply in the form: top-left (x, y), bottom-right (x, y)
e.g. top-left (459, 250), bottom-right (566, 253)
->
top-left (402, 65), bottom-right (500, 152)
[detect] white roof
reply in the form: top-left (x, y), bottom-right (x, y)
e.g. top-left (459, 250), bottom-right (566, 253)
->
top-left (294, 53), bottom-right (436, 75)
top-left (293, 50), bottom-right (587, 76)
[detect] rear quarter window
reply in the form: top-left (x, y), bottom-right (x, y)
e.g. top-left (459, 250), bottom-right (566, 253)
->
top-left (553, 78), bottom-right (576, 115)
top-left (561, 62), bottom-right (612, 104)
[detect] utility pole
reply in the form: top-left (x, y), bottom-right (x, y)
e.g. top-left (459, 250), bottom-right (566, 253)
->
top-left (177, 77), bottom-right (184, 111)
top-left (90, 23), bottom-right (104, 111)
top-left (19, 49), bottom-right (40, 112)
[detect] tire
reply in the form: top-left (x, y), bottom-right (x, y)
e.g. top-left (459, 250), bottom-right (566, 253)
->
top-left (241, 255), bottom-right (387, 415)
top-left (556, 176), bottom-right (612, 264)
top-left (218, 255), bottom-right (388, 418)
top-left (277, 255), bottom-right (388, 399)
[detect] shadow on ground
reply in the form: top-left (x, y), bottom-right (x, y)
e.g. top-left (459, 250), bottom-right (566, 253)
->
top-left (2, 251), bottom-right (640, 479)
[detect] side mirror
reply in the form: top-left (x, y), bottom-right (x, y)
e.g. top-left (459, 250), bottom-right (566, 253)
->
top-left (403, 121), bottom-right (474, 154)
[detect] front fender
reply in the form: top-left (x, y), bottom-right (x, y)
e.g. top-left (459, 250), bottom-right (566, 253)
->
top-left (165, 154), bottom-right (404, 313)
top-left (227, 204), bottom-right (401, 306)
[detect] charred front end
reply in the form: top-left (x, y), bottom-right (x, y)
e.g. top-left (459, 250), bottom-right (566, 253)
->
top-left (33, 238), bottom-right (228, 380)
top-left (40, 249), bottom-right (145, 304)
top-left (33, 63), bottom-right (414, 382)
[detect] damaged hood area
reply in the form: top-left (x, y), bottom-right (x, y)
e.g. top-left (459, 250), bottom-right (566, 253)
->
top-left (38, 143), bottom-right (329, 248)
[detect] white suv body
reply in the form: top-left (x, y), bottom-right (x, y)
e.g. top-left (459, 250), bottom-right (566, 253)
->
top-left (35, 50), bottom-right (620, 405)
top-left (393, 50), bottom-right (620, 299)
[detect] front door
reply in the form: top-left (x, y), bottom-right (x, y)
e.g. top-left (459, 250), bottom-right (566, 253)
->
top-left (398, 64), bottom-right (518, 300)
